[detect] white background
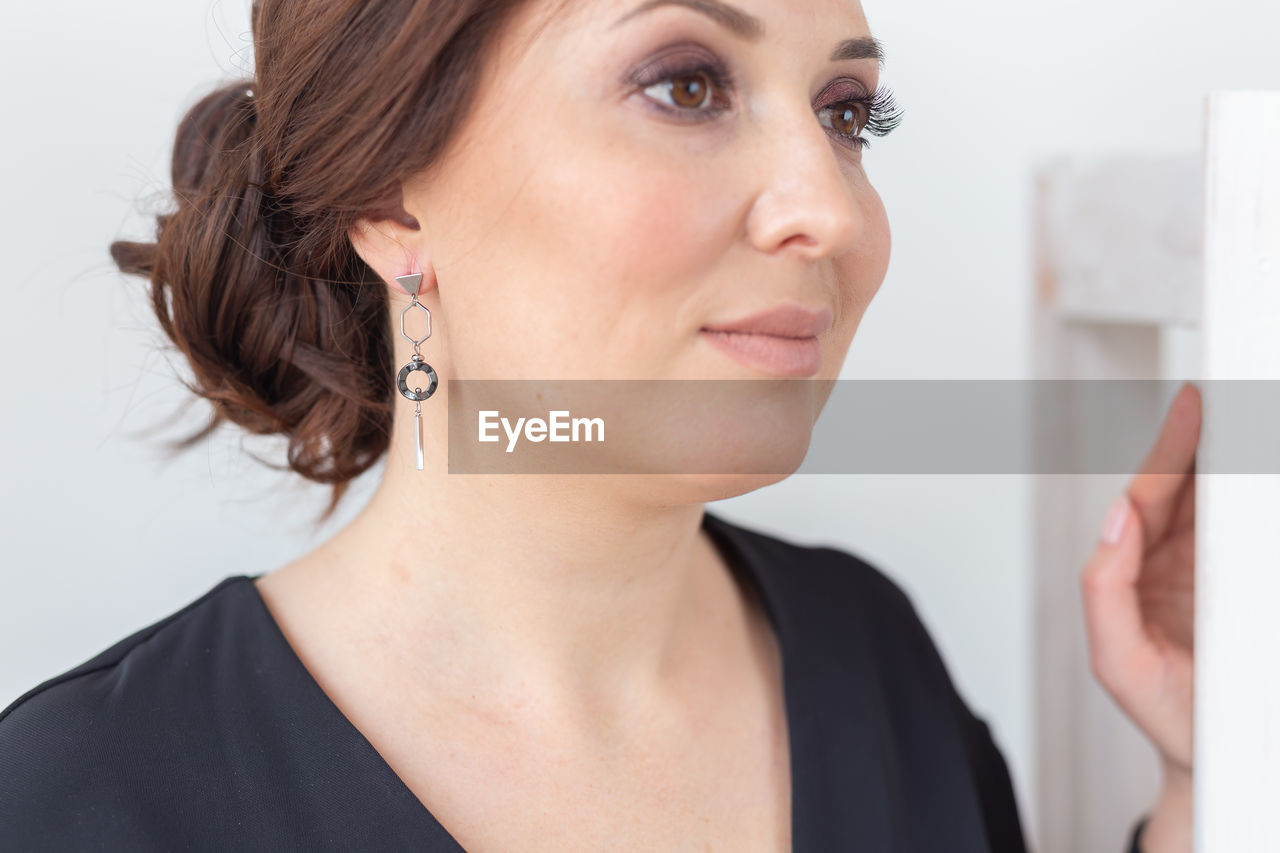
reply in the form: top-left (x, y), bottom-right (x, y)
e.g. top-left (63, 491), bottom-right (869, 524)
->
top-left (2, 0), bottom-right (1276, 845)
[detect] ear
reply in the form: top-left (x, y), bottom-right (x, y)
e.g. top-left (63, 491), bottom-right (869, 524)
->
top-left (347, 211), bottom-right (434, 296)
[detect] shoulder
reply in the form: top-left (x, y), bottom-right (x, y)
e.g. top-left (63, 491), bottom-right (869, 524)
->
top-left (0, 575), bottom-right (253, 731)
top-left (0, 576), bottom-right (255, 844)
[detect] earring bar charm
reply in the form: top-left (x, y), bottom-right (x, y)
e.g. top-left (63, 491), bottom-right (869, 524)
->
top-left (413, 400), bottom-right (424, 470)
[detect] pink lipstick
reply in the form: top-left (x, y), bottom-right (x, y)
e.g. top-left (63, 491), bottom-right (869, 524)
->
top-left (700, 304), bottom-right (833, 378)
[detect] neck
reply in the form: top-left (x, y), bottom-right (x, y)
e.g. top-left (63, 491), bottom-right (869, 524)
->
top-left (315, 462), bottom-right (743, 731)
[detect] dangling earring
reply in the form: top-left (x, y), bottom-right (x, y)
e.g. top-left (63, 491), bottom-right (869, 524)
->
top-left (394, 272), bottom-right (438, 470)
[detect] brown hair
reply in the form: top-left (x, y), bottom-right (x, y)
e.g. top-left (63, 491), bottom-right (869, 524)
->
top-left (109, 0), bottom-right (553, 524)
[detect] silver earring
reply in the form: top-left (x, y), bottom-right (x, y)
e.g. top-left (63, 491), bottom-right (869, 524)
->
top-left (394, 272), bottom-right (438, 470)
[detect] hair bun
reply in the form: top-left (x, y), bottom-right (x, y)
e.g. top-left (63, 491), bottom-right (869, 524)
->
top-left (172, 80), bottom-right (260, 199)
top-left (109, 77), bottom-right (393, 523)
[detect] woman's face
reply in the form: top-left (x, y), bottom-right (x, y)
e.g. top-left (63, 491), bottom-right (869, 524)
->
top-left (394, 0), bottom-right (892, 480)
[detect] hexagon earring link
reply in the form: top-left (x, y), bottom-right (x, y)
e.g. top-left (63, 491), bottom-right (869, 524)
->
top-left (394, 272), bottom-right (438, 471)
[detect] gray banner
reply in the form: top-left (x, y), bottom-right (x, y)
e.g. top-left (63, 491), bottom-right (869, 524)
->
top-left (442, 379), bottom-right (1267, 474)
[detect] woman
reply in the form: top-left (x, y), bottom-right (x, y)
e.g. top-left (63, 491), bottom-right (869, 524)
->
top-left (0, 0), bottom-right (1197, 850)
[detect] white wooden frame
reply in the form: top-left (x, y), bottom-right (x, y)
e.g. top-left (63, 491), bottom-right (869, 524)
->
top-left (1196, 90), bottom-right (1280, 853)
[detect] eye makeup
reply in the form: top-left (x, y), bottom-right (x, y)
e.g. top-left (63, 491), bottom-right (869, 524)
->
top-left (623, 41), bottom-right (904, 152)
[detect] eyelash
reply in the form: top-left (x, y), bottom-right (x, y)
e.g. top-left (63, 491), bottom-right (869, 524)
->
top-left (634, 57), bottom-right (904, 151)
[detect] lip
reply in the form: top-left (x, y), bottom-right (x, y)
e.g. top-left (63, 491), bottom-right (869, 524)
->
top-left (699, 303), bottom-right (832, 378)
top-left (701, 303), bottom-right (834, 338)
top-left (700, 329), bottom-right (824, 377)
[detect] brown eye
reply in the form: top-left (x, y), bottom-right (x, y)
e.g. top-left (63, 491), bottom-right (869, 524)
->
top-left (647, 71), bottom-right (714, 109)
top-left (828, 102), bottom-right (864, 136)
top-left (817, 98), bottom-right (877, 151)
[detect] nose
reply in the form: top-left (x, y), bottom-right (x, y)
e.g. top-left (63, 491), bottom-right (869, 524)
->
top-left (744, 100), bottom-right (864, 261)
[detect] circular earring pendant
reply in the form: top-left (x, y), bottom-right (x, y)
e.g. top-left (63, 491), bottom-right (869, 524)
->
top-left (397, 356), bottom-right (438, 402)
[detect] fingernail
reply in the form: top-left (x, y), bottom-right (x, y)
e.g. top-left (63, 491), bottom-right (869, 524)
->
top-left (1100, 495), bottom-right (1130, 546)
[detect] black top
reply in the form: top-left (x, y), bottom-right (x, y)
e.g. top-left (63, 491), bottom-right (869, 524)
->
top-left (0, 510), bottom-right (1145, 852)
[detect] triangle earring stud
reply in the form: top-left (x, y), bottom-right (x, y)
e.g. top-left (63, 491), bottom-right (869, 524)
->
top-left (394, 272), bottom-right (423, 297)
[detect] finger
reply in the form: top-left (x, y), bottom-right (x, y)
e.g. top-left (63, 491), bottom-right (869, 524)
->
top-left (1081, 493), bottom-right (1162, 694)
top-left (1173, 457), bottom-right (1196, 531)
top-left (1128, 382), bottom-right (1202, 545)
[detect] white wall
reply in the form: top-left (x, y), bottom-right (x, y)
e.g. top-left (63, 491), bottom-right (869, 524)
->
top-left (2, 1), bottom-right (1277, 848)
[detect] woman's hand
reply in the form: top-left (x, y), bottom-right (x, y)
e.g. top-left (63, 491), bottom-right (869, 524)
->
top-left (1080, 381), bottom-right (1201, 853)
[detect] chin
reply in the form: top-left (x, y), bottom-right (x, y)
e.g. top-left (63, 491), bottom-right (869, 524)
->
top-left (677, 471), bottom-right (800, 502)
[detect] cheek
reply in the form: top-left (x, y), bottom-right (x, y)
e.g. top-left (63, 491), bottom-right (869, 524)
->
top-left (461, 151), bottom-right (736, 369)
top-left (510, 69), bottom-right (742, 296)
top-left (421, 142), bottom-right (731, 378)
top-left (817, 184), bottom-right (890, 378)
top-left (840, 185), bottom-right (892, 324)
top-left (526, 136), bottom-right (732, 296)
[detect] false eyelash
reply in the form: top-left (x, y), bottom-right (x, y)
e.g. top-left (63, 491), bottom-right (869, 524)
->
top-left (839, 83), bottom-right (905, 150)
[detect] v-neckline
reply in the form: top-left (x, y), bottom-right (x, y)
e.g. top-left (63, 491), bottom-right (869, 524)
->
top-left (238, 508), bottom-right (802, 851)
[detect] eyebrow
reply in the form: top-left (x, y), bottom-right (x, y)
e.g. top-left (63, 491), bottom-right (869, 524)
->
top-left (611, 0), bottom-right (886, 67)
